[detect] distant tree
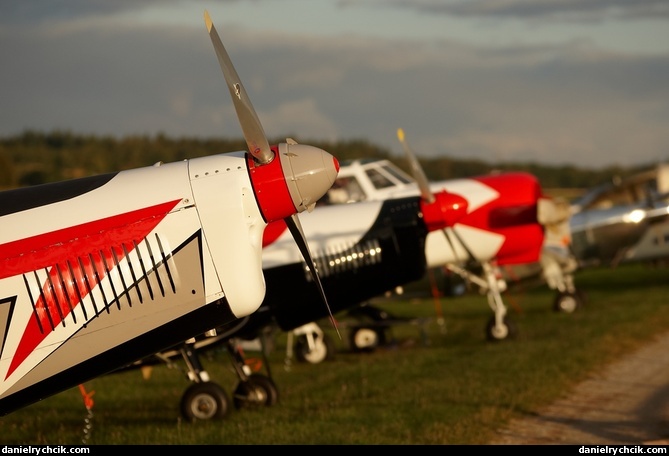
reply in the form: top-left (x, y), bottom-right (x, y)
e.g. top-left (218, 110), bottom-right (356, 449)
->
top-left (0, 130), bottom-right (648, 192)
top-left (18, 170), bottom-right (48, 186)
top-left (0, 147), bottom-right (15, 188)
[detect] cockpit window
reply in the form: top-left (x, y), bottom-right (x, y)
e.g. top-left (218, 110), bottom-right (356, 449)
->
top-left (381, 164), bottom-right (414, 184)
top-left (593, 188), bottom-right (632, 209)
top-left (580, 179), bottom-right (658, 210)
top-left (318, 176), bottom-right (366, 205)
top-left (366, 168), bottom-right (396, 190)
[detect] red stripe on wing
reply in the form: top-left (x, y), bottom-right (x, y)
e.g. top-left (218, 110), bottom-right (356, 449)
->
top-left (3, 200), bottom-right (181, 379)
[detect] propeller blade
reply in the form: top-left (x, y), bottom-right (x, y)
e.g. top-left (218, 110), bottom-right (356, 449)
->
top-left (205, 10), bottom-right (273, 164)
top-left (397, 128), bottom-right (435, 204)
top-left (396, 127), bottom-right (477, 268)
top-left (204, 10), bottom-right (340, 335)
top-left (285, 214), bottom-right (341, 339)
top-left (448, 226), bottom-right (478, 266)
top-left (441, 226), bottom-right (464, 262)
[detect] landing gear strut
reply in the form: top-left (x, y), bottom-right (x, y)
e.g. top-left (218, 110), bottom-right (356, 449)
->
top-left (445, 260), bottom-right (518, 342)
top-left (170, 329), bottom-right (279, 421)
top-left (286, 322), bottom-right (336, 365)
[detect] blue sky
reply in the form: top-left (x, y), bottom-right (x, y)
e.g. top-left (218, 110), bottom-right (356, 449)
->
top-left (1, 0), bottom-right (668, 168)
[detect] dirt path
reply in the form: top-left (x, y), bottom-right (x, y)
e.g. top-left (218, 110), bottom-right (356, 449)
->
top-left (488, 330), bottom-right (669, 445)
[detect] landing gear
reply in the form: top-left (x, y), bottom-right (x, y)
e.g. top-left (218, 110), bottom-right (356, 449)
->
top-left (349, 325), bottom-right (386, 352)
top-left (232, 373), bottom-right (279, 409)
top-left (295, 332), bottom-right (335, 363)
top-left (345, 304), bottom-right (393, 352)
top-left (180, 381), bottom-right (230, 421)
top-left (446, 260), bottom-right (515, 342)
top-left (485, 315), bottom-right (518, 341)
top-left (176, 340), bottom-right (231, 421)
top-left (170, 329), bottom-right (280, 421)
top-left (226, 338), bottom-right (278, 409)
top-left (553, 290), bottom-right (585, 313)
top-left (289, 322), bottom-right (336, 364)
top-left (539, 232), bottom-right (584, 315)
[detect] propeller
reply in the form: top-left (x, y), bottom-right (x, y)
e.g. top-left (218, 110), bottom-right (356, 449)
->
top-left (204, 10), bottom-right (341, 336)
top-left (396, 128), bottom-right (474, 264)
top-left (397, 128), bottom-right (434, 205)
top-left (204, 11), bottom-right (273, 165)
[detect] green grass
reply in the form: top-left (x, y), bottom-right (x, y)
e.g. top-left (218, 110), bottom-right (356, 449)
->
top-left (2, 263), bottom-right (668, 444)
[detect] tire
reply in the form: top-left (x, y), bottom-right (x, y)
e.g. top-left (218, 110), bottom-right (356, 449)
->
top-left (485, 316), bottom-right (518, 342)
top-left (233, 374), bottom-right (279, 409)
top-left (295, 333), bottom-right (336, 364)
top-left (349, 326), bottom-right (385, 352)
top-left (180, 382), bottom-right (230, 421)
top-left (553, 290), bottom-right (585, 313)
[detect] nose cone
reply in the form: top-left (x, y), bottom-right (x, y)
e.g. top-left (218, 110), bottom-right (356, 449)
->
top-left (421, 190), bottom-right (469, 232)
top-left (279, 142), bottom-right (339, 213)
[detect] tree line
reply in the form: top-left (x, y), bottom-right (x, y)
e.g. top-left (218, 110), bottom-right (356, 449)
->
top-left (0, 130), bottom-right (650, 196)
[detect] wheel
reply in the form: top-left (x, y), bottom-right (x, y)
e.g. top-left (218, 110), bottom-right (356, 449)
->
top-left (485, 315), bottom-right (518, 342)
top-left (233, 374), bottom-right (279, 409)
top-left (295, 333), bottom-right (336, 364)
top-left (553, 291), bottom-right (580, 313)
top-left (553, 290), bottom-right (585, 313)
top-left (180, 382), bottom-right (230, 421)
top-left (349, 326), bottom-right (385, 352)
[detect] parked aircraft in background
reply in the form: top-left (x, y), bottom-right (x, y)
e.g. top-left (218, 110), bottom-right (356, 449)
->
top-left (0, 10), bottom-right (339, 418)
top-left (314, 129), bottom-right (581, 342)
top-left (126, 128), bottom-right (588, 424)
top-left (569, 163), bottom-right (669, 267)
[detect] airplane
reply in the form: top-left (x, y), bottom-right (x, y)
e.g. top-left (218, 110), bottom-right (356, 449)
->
top-left (569, 162), bottom-right (669, 267)
top-left (118, 131), bottom-right (573, 422)
top-left (124, 146), bottom-right (471, 421)
top-left (309, 128), bottom-right (581, 347)
top-left (0, 10), bottom-right (340, 418)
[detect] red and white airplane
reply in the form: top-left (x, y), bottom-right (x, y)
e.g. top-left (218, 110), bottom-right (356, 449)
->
top-left (316, 128), bottom-right (580, 342)
top-left (0, 10), bottom-right (340, 418)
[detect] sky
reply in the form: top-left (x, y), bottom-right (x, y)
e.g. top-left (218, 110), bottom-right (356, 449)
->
top-left (1, 0), bottom-right (668, 169)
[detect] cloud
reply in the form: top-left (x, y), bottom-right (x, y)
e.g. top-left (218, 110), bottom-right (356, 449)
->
top-left (1, 0), bottom-right (668, 169)
top-left (258, 98), bottom-right (339, 141)
top-left (384, 0), bottom-right (669, 22)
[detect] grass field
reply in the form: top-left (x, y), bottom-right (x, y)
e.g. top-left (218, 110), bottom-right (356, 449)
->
top-left (1, 262), bottom-right (668, 445)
